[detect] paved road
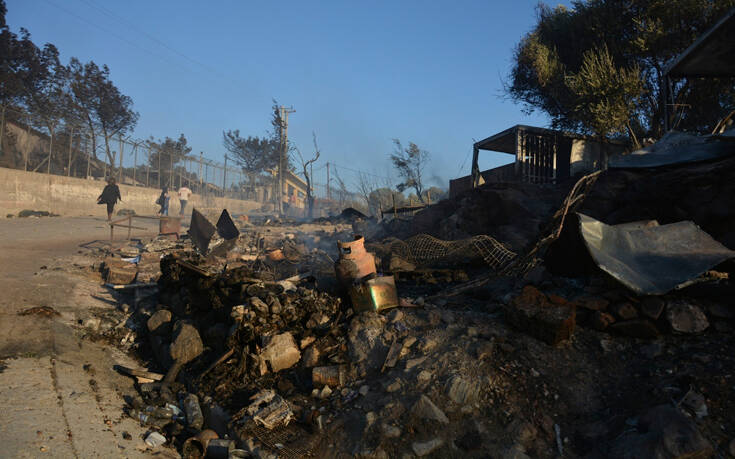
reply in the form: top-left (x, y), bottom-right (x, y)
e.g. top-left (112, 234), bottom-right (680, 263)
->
top-left (0, 216), bottom-right (167, 458)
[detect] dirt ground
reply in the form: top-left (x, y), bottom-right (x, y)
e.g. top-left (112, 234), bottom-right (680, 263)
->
top-left (0, 215), bottom-right (172, 458)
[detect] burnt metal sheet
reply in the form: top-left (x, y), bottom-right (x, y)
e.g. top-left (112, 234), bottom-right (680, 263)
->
top-left (609, 131), bottom-right (733, 168)
top-left (578, 213), bottom-right (735, 295)
top-left (216, 209), bottom-right (240, 240)
top-left (189, 208), bottom-right (216, 254)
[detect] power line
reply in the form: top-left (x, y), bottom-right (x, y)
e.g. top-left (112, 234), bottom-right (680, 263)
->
top-left (76, 0), bottom-right (225, 78)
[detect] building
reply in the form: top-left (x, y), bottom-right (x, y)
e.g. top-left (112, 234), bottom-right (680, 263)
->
top-left (450, 125), bottom-right (627, 198)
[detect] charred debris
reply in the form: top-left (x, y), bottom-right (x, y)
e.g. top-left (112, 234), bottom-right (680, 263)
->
top-left (86, 134), bottom-right (735, 458)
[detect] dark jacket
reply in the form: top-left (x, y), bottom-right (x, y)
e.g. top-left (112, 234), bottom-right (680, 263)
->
top-left (98, 184), bottom-right (121, 204)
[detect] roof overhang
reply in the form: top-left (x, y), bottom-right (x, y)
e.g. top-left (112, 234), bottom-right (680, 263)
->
top-left (665, 8), bottom-right (735, 78)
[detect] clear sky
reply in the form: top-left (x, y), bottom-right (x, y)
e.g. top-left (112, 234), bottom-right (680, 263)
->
top-left (6, 0), bottom-right (568, 190)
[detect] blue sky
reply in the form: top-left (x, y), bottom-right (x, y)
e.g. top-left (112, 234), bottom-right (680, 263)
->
top-left (6, 0), bottom-right (568, 190)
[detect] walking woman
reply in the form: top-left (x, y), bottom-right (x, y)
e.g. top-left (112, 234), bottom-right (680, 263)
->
top-left (97, 177), bottom-right (122, 221)
top-left (156, 186), bottom-right (171, 216)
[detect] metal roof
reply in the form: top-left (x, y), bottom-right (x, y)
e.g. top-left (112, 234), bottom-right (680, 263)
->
top-left (474, 125), bottom-right (605, 154)
top-left (665, 7), bottom-right (735, 78)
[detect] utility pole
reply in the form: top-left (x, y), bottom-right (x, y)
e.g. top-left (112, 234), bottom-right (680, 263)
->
top-left (277, 105), bottom-right (295, 215)
top-left (326, 162), bottom-right (330, 201)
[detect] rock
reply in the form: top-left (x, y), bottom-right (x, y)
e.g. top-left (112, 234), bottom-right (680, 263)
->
top-left (611, 302), bottom-right (638, 320)
top-left (300, 336), bottom-right (316, 349)
top-left (412, 438), bottom-right (443, 457)
top-left (681, 390), bottom-right (708, 418)
top-left (666, 301), bottom-right (709, 334)
top-left (507, 286), bottom-right (576, 345)
top-left (417, 370), bottom-right (433, 384)
top-left (249, 297), bottom-right (270, 315)
top-left (418, 337), bottom-right (438, 353)
top-left (82, 317), bottom-right (102, 332)
top-left (640, 297), bottom-right (665, 320)
top-left (609, 319), bottom-right (660, 338)
top-left (445, 375), bottom-right (480, 405)
top-left (169, 322), bottom-right (204, 364)
top-left (301, 346), bottom-right (320, 368)
top-left (591, 311), bottom-right (616, 331)
top-left (475, 341), bottom-right (494, 360)
top-left (318, 385), bottom-right (332, 399)
top-left (507, 419), bottom-right (537, 450)
top-left (145, 431), bottom-right (166, 447)
top-left (261, 333), bottom-right (301, 372)
top-left (348, 312), bottom-right (389, 372)
top-left (412, 395), bottom-right (449, 424)
top-left (359, 385), bottom-right (370, 396)
top-left (381, 423), bottom-right (401, 439)
top-left (107, 265), bottom-right (137, 285)
top-left (147, 310), bottom-right (172, 335)
top-left (387, 309), bottom-right (404, 323)
top-left (405, 356), bottom-right (427, 370)
top-left (385, 379), bottom-right (402, 393)
top-left (609, 405), bottom-right (713, 459)
top-left (266, 295), bottom-right (282, 314)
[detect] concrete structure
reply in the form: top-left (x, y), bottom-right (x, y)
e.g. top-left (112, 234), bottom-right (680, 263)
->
top-left (0, 167), bottom-right (260, 218)
top-left (450, 125), bottom-right (627, 197)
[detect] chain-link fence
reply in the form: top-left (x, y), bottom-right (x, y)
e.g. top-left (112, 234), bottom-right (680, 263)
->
top-left (0, 105), bottom-right (259, 203)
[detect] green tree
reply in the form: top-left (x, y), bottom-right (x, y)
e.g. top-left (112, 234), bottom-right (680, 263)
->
top-left (147, 134), bottom-right (191, 187)
top-left (222, 129), bottom-right (279, 184)
top-left (390, 139), bottom-right (429, 203)
top-left (506, 0), bottom-right (735, 138)
top-left (68, 58), bottom-right (138, 165)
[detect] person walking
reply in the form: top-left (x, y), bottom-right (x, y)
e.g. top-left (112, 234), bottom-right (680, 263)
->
top-left (177, 185), bottom-right (192, 216)
top-left (97, 177), bottom-right (122, 221)
top-left (156, 186), bottom-right (171, 216)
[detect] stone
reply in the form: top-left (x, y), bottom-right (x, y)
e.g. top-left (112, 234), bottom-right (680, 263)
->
top-left (609, 405), bottom-right (712, 459)
top-left (507, 286), bottom-right (576, 345)
top-left (319, 385), bottom-right (333, 399)
top-left (381, 423), bottom-right (401, 439)
top-left (418, 338), bottom-right (438, 353)
top-left (365, 411), bottom-right (377, 427)
top-left (348, 312), bottom-right (389, 372)
top-left (412, 438), bottom-right (444, 457)
top-left (611, 302), bottom-right (638, 320)
top-left (591, 311), bottom-right (616, 331)
top-left (261, 333), bottom-right (301, 372)
top-left (681, 391), bottom-right (708, 419)
top-left (147, 309), bottom-right (172, 335)
top-left (609, 319), bottom-right (660, 339)
top-left (82, 317), bottom-right (101, 332)
top-left (475, 341), bottom-right (494, 360)
top-left (412, 395), bottom-right (449, 424)
top-left (417, 370), bottom-right (432, 384)
top-left (359, 385), bottom-right (370, 396)
top-left (405, 356), bottom-right (427, 370)
top-left (507, 419), bottom-right (537, 450)
top-left (107, 265), bottom-right (137, 285)
top-left (639, 297), bottom-right (665, 320)
top-left (301, 346), bottom-right (320, 368)
top-left (387, 309), bottom-right (404, 323)
top-left (249, 296), bottom-right (270, 315)
top-left (385, 378), bottom-right (402, 393)
top-left (169, 322), bottom-right (204, 364)
top-left (266, 295), bottom-right (282, 314)
top-left (666, 301), bottom-right (709, 334)
top-left (300, 336), bottom-right (316, 349)
top-left (445, 375), bottom-right (480, 405)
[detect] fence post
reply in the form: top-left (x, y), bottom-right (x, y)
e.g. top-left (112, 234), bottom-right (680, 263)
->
top-left (47, 124), bottom-right (54, 175)
top-left (146, 146), bottom-right (150, 187)
top-left (67, 127), bottom-right (73, 176)
top-left (86, 133), bottom-right (91, 179)
top-left (133, 143), bottom-right (137, 185)
top-left (118, 135), bottom-right (124, 183)
top-left (157, 147), bottom-right (161, 188)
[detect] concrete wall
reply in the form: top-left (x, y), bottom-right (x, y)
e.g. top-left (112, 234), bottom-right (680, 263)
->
top-left (0, 167), bottom-right (261, 217)
top-left (570, 139), bottom-right (627, 176)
